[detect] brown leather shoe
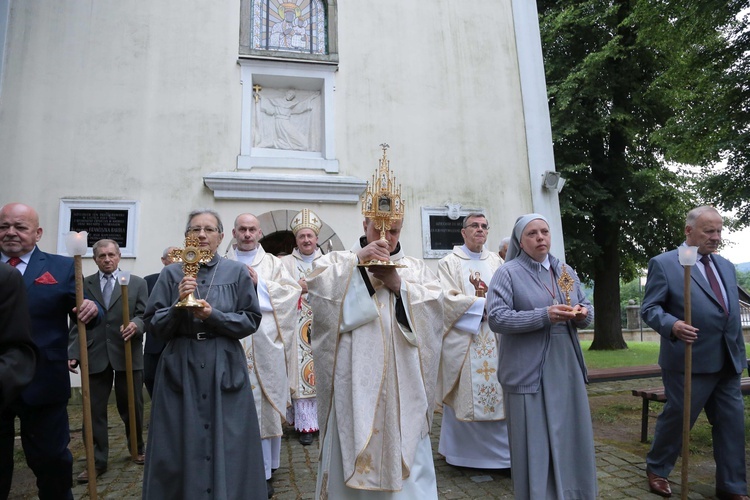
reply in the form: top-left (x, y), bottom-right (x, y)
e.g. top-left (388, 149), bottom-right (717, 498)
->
top-left (647, 471), bottom-right (672, 497)
top-left (716, 490), bottom-right (750, 500)
top-left (133, 453), bottom-right (145, 465)
top-left (76, 467), bottom-right (106, 484)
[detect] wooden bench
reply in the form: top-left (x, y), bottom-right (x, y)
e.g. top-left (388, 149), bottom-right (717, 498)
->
top-left (587, 364), bottom-right (661, 383)
top-left (632, 377), bottom-right (750, 443)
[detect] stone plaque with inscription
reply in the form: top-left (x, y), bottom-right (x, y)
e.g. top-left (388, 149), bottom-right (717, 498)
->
top-left (421, 205), bottom-right (483, 259)
top-left (429, 216), bottom-right (464, 251)
top-left (69, 209), bottom-right (129, 248)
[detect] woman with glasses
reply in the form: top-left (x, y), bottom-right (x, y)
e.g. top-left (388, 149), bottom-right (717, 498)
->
top-left (487, 213), bottom-right (597, 500)
top-left (142, 209), bottom-right (267, 499)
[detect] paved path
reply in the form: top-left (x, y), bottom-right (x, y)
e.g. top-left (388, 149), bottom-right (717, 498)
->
top-left (7, 380), bottom-right (721, 499)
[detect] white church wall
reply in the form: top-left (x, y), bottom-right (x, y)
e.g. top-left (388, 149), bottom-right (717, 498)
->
top-left (0, 0), bottom-right (560, 278)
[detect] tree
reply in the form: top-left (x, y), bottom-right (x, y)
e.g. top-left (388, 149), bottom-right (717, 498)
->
top-left (537, 0), bottom-right (749, 349)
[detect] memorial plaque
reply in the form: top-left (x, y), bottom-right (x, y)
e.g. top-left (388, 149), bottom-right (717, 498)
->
top-left (428, 215), bottom-right (464, 251)
top-left (69, 209), bottom-right (129, 248)
top-left (421, 205), bottom-right (483, 259)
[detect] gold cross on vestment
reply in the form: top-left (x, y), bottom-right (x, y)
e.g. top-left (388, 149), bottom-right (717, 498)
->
top-left (252, 84), bottom-right (262, 103)
top-left (476, 360), bottom-right (496, 381)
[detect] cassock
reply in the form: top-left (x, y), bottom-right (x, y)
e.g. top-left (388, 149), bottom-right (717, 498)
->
top-left (226, 244), bottom-right (300, 479)
top-left (437, 245), bottom-right (510, 469)
top-left (142, 254), bottom-right (266, 500)
top-left (280, 247), bottom-right (322, 433)
top-left (306, 239), bottom-right (443, 499)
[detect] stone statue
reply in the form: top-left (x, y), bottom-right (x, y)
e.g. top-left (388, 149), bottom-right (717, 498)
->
top-left (253, 88), bottom-right (321, 152)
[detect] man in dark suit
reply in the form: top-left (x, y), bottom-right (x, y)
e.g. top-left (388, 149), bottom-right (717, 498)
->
top-left (69, 238), bottom-right (148, 482)
top-left (642, 205), bottom-right (748, 500)
top-left (0, 261), bottom-right (37, 411)
top-left (0, 202), bottom-right (100, 500)
top-left (143, 246), bottom-right (177, 398)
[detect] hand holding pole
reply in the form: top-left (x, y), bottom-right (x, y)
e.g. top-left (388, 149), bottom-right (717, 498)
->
top-left (678, 245), bottom-right (698, 500)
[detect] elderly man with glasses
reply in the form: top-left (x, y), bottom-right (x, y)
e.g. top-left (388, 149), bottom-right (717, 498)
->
top-left (437, 212), bottom-right (510, 471)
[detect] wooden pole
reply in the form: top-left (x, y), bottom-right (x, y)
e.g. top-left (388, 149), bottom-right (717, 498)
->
top-left (74, 255), bottom-right (98, 499)
top-left (121, 284), bottom-right (139, 461)
top-left (681, 266), bottom-right (692, 500)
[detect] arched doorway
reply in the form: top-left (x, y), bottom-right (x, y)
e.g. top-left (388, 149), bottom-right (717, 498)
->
top-left (255, 209), bottom-right (344, 257)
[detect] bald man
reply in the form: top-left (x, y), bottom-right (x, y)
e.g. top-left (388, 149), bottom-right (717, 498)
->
top-left (0, 202), bottom-right (100, 499)
top-left (226, 213), bottom-right (300, 497)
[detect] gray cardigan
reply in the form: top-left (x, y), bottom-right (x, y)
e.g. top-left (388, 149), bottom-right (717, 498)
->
top-left (487, 251), bottom-right (593, 393)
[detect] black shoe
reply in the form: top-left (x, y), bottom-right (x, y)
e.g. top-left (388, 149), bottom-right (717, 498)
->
top-left (299, 432), bottom-right (314, 445)
top-left (267, 479), bottom-right (274, 498)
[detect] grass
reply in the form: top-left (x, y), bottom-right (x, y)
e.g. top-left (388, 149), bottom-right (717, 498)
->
top-left (580, 340), bottom-right (660, 369)
top-left (580, 340), bottom-right (750, 371)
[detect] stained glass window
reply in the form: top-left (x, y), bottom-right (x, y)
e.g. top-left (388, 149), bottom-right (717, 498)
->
top-left (251, 1), bottom-right (327, 55)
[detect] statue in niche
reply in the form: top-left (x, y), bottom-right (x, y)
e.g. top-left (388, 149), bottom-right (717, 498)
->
top-left (253, 88), bottom-right (321, 152)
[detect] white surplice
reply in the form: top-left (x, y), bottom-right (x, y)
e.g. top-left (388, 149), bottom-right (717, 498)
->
top-left (437, 245), bottom-right (510, 469)
top-left (227, 244), bottom-right (301, 479)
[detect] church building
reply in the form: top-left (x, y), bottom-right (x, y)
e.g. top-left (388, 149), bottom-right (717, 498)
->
top-left (0, 0), bottom-right (564, 277)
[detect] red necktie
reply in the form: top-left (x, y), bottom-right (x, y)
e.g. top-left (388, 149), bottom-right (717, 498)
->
top-left (7, 257), bottom-right (21, 267)
top-left (700, 254), bottom-right (727, 314)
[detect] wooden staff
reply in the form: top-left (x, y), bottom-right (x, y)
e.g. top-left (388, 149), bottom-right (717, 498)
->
top-left (119, 276), bottom-right (139, 461)
top-left (681, 264), bottom-right (692, 500)
top-left (73, 254), bottom-right (98, 499)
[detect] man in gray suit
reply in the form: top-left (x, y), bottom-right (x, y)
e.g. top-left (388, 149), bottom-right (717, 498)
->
top-left (68, 239), bottom-right (148, 482)
top-left (642, 206), bottom-right (748, 500)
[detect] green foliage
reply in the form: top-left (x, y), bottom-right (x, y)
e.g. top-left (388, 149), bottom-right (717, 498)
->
top-left (737, 269), bottom-right (750, 290)
top-left (537, 1), bottom-right (750, 346)
top-left (619, 277), bottom-right (642, 308)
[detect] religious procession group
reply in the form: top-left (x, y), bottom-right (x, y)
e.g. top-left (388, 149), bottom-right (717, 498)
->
top-left (1, 202), bottom-right (600, 500)
top-left (135, 206), bottom-right (599, 500)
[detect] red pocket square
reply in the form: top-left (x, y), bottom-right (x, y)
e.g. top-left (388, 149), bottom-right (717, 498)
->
top-left (34, 272), bottom-right (58, 285)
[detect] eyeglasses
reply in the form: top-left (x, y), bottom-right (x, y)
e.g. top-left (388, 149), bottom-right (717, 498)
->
top-left (466, 223), bottom-right (490, 230)
top-left (187, 226), bottom-right (219, 235)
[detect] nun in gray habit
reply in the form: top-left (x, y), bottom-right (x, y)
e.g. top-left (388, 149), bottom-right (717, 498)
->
top-left (487, 214), bottom-right (597, 499)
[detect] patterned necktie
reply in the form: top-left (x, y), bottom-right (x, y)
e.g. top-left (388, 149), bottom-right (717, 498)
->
top-left (700, 254), bottom-right (727, 314)
top-left (102, 274), bottom-right (114, 308)
top-left (7, 257), bottom-right (21, 267)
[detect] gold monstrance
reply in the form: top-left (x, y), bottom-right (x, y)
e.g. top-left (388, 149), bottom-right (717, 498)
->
top-left (557, 264), bottom-right (575, 306)
top-left (170, 234), bottom-right (214, 308)
top-left (359, 143), bottom-right (406, 268)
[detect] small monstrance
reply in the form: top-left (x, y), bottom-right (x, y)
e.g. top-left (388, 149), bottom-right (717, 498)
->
top-left (170, 234), bottom-right (214, 308)
top-left (557, 264), bottom-right (575, 306)
top-left (358, 143), bottom-right (406, 268)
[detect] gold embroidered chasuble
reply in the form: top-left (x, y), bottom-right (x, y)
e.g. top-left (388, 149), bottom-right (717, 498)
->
top-left (438, 246), bottom-right (505, 421)
top-left (227, 244), bottom-right (301, 438)
top-left (306, 245), bottom-right (443, 492)
top-left (280, 247), bottom-right (322, 400)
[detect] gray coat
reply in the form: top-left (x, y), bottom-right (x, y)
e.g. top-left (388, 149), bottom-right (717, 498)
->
top-left (141, 255), bottom-right (266, 500)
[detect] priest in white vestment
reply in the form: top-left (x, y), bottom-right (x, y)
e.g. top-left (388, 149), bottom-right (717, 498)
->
top-left (437, 213), bottom-right (511, 469)
top-left (226, 213), bottom-right (301, 495)
top-left (306, 217), bottom-right (444, 499)
top-left (280, 209), bottom-right (324, 446)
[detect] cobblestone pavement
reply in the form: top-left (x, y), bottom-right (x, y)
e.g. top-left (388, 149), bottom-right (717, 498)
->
top-left (8, 380), bottom-right (721, 499)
